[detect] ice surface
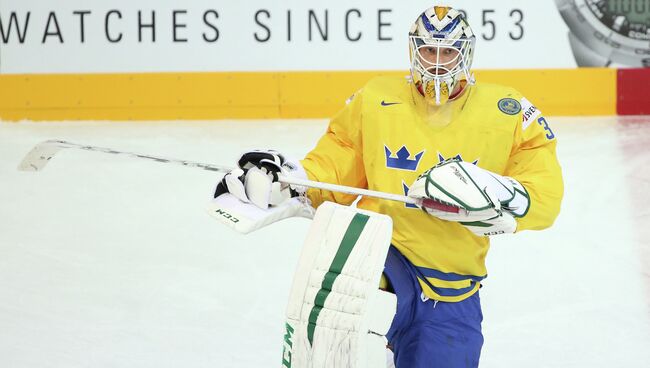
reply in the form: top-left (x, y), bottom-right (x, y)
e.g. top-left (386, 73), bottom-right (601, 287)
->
top-left (0, 117), bottom-right (649, 367)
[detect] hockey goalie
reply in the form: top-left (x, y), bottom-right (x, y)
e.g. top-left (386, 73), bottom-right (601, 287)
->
top-left (210, 5), bottom-right (563, 368)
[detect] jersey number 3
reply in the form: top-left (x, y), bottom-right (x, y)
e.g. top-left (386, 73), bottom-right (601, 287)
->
top-left (537, 117), bottom-right (555, 140)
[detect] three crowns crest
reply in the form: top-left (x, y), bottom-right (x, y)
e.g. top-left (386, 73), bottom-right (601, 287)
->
top-left (384, 145), bottom-right (425, 171)
top-left (384, 145), bottom-right (479, 172)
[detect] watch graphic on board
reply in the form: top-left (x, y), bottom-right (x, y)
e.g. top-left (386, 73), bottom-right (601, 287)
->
top-left (555, 0), bottom-right (650, 67)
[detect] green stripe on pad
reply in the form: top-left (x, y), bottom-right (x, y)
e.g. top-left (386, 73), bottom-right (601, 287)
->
top-left (307, 213), bottom-right (370, 346)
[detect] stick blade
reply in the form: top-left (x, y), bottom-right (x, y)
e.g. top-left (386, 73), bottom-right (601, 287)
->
top-left (18, 140), bottom-right (69, 172)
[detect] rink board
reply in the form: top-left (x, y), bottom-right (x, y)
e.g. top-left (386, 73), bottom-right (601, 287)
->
top-left (0, 68), bottom-right (625, 121)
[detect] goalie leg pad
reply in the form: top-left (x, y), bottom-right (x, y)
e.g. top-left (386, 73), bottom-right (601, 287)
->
top-left (283, 202), bottom-right (395, 368)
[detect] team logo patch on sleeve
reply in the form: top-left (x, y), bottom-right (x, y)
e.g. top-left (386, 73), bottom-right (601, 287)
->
top-left (497, 98), bottom-right (522, 115)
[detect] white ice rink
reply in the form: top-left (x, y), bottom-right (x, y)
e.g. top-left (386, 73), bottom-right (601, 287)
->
top-left (1, 117), bottom-right (649, 368)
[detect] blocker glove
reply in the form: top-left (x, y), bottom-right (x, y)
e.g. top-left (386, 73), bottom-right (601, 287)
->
top-left (214, 150), bottom-right (308, 209)
top-left (408, 158), bottom-right (530, 236)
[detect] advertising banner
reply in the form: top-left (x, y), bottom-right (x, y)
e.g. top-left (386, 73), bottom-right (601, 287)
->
top-left (2, 0), bottom-right (648, 74)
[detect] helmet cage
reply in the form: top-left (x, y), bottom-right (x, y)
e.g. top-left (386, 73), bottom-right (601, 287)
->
top-left (409, 35), bottom-right (475, 105)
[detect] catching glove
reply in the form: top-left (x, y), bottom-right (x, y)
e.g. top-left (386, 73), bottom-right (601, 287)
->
top-left (408, 158), bottom-right (530, 236)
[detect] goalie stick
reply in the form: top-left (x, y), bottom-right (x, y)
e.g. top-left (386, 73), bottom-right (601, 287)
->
top-left (17, 139), bottom-right (459, 213)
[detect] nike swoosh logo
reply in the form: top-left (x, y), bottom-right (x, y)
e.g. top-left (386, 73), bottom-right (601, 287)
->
top-left (381, 101), bottom-right (401, 106)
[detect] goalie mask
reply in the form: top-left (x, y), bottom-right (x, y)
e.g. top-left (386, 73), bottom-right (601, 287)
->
top-left (409, 6), bottom-right (476, 105)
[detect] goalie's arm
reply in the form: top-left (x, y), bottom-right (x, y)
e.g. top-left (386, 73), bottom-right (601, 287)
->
top-left (504, 115), bottom-right (564, 232)
top-left (301, 92), bottom-right (368, 208)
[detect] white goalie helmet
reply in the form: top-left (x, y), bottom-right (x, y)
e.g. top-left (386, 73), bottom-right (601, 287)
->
top-left (409, 6), bottom-right (476, 105)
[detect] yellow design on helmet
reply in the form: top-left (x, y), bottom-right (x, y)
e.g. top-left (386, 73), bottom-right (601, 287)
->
top-left (433, 6), bottom-right (451, 21)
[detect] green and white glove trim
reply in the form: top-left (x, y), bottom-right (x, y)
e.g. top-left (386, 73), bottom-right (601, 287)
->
top-left (503, 177), bottom-right (530, 218)
top-left (459, 212), bottom-right (518, 237)
top-left (408, 158), bottom-right (531, 236)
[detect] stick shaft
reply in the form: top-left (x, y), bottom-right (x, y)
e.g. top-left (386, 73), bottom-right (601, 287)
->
top-left (279, 175), bottom-right (417, 205)
top-left (18, 139), bottom-right (232, 173)
top-left (19, 139), bottom-right (417, 206)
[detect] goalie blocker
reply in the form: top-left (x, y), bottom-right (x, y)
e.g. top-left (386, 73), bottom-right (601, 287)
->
top-left (282, 202), bottom-right (396, 368)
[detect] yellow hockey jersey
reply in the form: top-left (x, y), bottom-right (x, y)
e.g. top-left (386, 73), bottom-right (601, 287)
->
top-left (301, 76), bottom-right (564, 302)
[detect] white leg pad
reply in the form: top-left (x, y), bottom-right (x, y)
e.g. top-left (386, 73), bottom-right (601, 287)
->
top-left (281, 201), bottom-right (395, 368)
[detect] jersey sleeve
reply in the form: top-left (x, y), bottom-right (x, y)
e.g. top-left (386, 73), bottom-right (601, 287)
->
top-left (505, 97), bottom-right (564, 231)
top-left (300, 92), bottom-right (368, 208)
